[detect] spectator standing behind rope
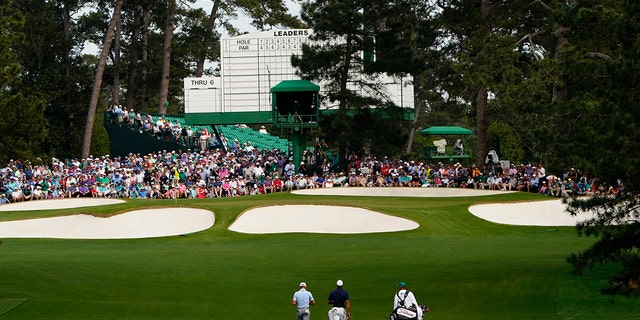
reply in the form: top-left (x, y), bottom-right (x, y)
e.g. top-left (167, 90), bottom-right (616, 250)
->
top-left (199, 129), bottom-right (210, 151)
top-left (293, 282), bottom-right (315, 320)
top-left (327, 279), bottom-right (350, 320)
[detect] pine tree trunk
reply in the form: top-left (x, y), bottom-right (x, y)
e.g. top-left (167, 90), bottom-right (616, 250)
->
top-left (62, 3), bottom-right (71, 77)
top-left (405, 89), bottom-right (421, 154)
top-left (81, 0), bottom-right (124, 159)
top-left (195, 0), bottom-right (221, 77)
top-left (158, 0), bottom-right (174, 115)
top-left (476, 87), bottom-right (488, 166)
top-left (336, 34), bottom-right (354, 172)
top-left (126, 5), bottom-right (143, 111)
top-left (552, 27), bottom-right (569, 103)
top-left (112, 16), bottom-right (122, 105)
top-left (475, 0), bottom-right (490, 167)
top-left (141, 9), bottom-right (150, 112)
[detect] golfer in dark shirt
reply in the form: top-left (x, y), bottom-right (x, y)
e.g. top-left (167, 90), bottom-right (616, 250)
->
top-left (327, 280), bottom-right (350, 320)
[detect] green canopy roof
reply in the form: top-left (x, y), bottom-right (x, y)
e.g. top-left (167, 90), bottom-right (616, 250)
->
top-left (419, 126), bottom-right (473, 135)
top-left (270, 80), bottom-right (320, 93)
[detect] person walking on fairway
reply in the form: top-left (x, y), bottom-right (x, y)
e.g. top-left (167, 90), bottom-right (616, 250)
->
top-left (293, 282), bottom-right (315, 320)
top-left (393, 281), bottom-right (423, 320)
top-left (327, 279), bottom-right (350, 320)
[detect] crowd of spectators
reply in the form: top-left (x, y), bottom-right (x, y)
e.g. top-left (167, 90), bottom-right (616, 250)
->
top-left (0, 105), bottom-right (617, 204)
top-left (0, 142), bottom-right (618, 205)
top-left (107, 104), bottom-right (227, 152)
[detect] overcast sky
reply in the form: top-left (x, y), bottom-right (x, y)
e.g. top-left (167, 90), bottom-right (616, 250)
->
top-left (82, 1), bottom-right (302, 69)
top-left (196, 0), bottom-right (302, 35)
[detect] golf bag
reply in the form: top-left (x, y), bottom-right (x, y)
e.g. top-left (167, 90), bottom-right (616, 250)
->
top-left (389, 291), bottom-right (429, 320)
top-left (390, 306), bottom-right (418, 320)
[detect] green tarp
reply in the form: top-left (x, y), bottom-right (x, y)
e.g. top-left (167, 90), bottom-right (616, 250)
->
top-left (270, 80), bottom-right (320, 92)
top-left (419, 126), bottom-right (473, 135)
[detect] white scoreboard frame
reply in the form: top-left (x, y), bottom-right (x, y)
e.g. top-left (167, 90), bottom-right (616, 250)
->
top-left (184, 29), bottom-right (414, 124)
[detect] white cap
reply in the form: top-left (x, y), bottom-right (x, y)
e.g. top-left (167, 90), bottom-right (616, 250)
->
top-left (336, 280), bottom-right (343, 287)
top-left (299, 282), bottom-right (307, 287)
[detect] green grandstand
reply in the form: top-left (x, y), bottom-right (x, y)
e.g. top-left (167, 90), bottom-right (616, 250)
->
top-left (104, 112), bottom-right (292, 156)
top-left (215, 125), bottom-right (290, 152)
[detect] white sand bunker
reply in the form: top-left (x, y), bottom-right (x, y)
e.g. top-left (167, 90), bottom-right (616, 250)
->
top-left (469, 199), bottom-right (597, 226)
top-left (229, 205), bottom-right (419, 234)
top-left (292, 187), bottom-right (513, 197)
top-left (0, 208), bottom-right (214, 239)
top-left (0, 198), bottom-right (125, 211)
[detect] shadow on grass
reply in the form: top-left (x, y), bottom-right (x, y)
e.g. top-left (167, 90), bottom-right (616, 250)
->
top-left (0, 297), bottom-right (29, 316)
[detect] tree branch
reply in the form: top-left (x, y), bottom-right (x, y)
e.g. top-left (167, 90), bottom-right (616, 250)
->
top-left (530, 0), bottom-right (553, 11)
top-left (515, 30), bottom-right (545, 46)
top-left (552, 26), bottom-right (570, 37)
top-left (584, 52), bottom-right (612, 60)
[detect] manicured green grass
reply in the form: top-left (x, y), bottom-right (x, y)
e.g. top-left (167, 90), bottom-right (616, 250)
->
top-left (0, 192), bottom-right (639, 319)
top-left (0, 298), bottom-right (29, 316)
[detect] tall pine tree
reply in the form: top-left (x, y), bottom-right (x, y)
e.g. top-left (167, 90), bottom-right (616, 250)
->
top-left (0, 0), bottom-right (47, 162)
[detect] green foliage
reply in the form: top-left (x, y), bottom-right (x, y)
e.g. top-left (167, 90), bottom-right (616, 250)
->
top-left (0, 0), bottom-right (47, 163)
top-left (176, 7), bottom-right (222, 75)
top-left (0, 93), bottom-right (47, 162)
top-left (556, 1), bottom-right (640, 299)
top-left (0, 0), bottom-right (23, 87)
top-left (550, 1), bottom-right (640, 188)
top-left (232, 0), bottom-right (305, 30)
top-left (370, 0), bottom-right (438, 76)
top-left (566, 194), bottom-right (640, 297)
top-left (427, 1), bottom-right (640, 298)
top-left (486, 121), bottom-right (524, 165)
top-left (89, 101), bottom-right (111, 157)
top-left (293, 0), bottom-right (430, 164)
top-left (293, 0), bottom-right (378, 168)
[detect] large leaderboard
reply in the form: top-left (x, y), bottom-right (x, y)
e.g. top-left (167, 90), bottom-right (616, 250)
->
top-left (184, 29), bottom-right (413, 124)
top-left (221, 29), bottom-right (311, 112)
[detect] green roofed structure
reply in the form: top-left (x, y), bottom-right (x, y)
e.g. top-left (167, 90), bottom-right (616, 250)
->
top-left (270, 79), bottom-right (320, 93)
top-left (271, 80), bottom-right (321, 128)
top-left (419, 126), bottom-right (473, 136)
top-left (271, 80), bottom-right (321, 170)
top-left (420, 126), bottom-right (473, 161)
